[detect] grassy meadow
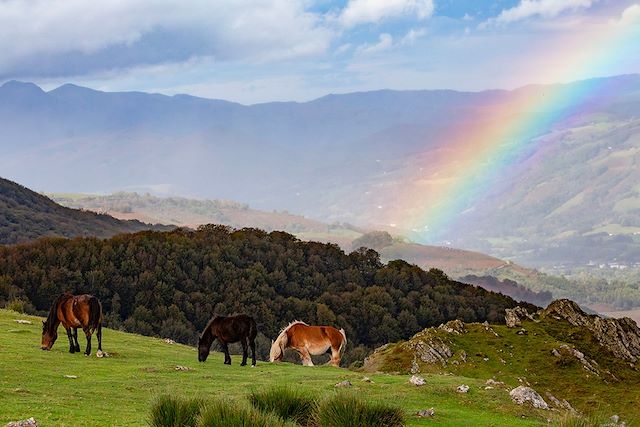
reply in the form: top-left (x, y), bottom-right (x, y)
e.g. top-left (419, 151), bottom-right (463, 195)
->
top-left (0, 309), bottom-right (551, 426)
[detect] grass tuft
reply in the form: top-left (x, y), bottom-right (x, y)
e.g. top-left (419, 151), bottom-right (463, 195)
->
top-left (249, 386), bottom-right (316, 424)
top-left (197, 399), bottom-right (294, 427)
top-left (148, 394), bottom-right (204, 427)
top-left (313, 393), bottom-right (405, 427)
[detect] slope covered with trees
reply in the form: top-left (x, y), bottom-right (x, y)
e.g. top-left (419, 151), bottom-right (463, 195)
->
top-left (0, 226), bottom-right (528, 361)
top-left (0, 177), bottom-right (170, 244)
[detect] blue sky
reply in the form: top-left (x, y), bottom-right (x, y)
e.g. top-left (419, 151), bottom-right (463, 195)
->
top-left (1, 0), bottom-right (639, 103)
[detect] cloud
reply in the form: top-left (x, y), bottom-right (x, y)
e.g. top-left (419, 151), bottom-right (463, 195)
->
top-left (400, 28), bottom-right (427, 45)
top-left (619, 3), bottom-right (640, 27)
top-left (340, 0), bottom-right (434, 28)
top-left (485, 0), bottom-right (595, 26)
top-left (0, 0), bottom-right (334, 79)
top-left (357, 33), bottom-right (394, 54)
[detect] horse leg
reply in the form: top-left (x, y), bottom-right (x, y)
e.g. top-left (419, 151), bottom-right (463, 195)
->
top-left (299, 348), bottom-right (314, 366)
top-left (240, 337), bottom-right (248, 366)
top-left (84, 328), bottom-right (92, 356)
top-left (250, 337), bottom-right (257, 366)
top-left (221, 342), bottom-right (231, 365)
top-left (72, 328), bottom-right (81, 353)
top-left (97, 323), bottom-right (103, 352)
top-left (66, 327), bottom-right (75, 353)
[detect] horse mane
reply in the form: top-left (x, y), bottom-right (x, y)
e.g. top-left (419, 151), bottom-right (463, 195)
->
top-left (45, 293), bottom-right (71, 334)
top-left (277, 320), bottom-right (308, 336)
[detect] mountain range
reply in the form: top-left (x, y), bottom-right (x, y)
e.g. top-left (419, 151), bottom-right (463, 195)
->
top-left (2, 76), bottom-right (640, 267)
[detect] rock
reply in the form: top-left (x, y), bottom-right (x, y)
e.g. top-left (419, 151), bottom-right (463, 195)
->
top-left (516, 329), bottom-right (528, 335)
top-left (416, 408), bottom-right (435, 417)
top-left (542, 299), bottom-right (640, 363)
top-left (611, 415), bottom-right (620, 424)
top-left (14, 319), bottom-right (32, 325)
top-left (484, 386), bottom-right (494, 390)
top-left (545, 392), bottom-right (575, 412)
top-left (485, 379), bottom-right (505, 387)
top-left (438, 319), bottom-right (466, 334)
top-left (551, 344), bottom-right (599, 375)
top-left (174, 365), bottom-right (190, 371)
top-left (401, 330), bottom-right (453, 366)
top-left (505, 306), bottom-right (535, 328)
top-left (456, 384), bottom-right (469, 393)
top-left (409, 375), bottom-right (426, 386)
top-left (509, 386), bottom-right (549, 410)
top-left (334, 380), bottom-right (352, 388)
top-left (163, 338), bottom-right (176, 344)
top-left (361, 377), bottom-right (373, 383)
top-left (63, 375), bottom-right (77, 379)
top-left (4, 418), bottom-right (38, 427)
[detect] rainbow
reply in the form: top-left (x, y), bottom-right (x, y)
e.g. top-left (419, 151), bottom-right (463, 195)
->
top-left (393, 9), bottom-right (640, 243)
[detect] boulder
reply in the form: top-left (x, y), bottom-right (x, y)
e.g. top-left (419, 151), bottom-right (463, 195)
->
top-left (416, 408), bottom-right (435, 417)
top-left (542, 299), bottom-right (640, 363)
top-left (401, 330), bottom-right (453, 366)
top-left (409, 375), bottom-right (426, 386)
top-left (438, 319), bottom-right (466, 334)
top-left (505, 306), bottom-right (533, 328)
top-left (4, 418), bottom-right (38, 427)
top-left (456, 384), bottom-right (469, 393)
top-left (509, 386), bottom-right (549, 410)
top-left (334, 380), bottom-right (352, 388)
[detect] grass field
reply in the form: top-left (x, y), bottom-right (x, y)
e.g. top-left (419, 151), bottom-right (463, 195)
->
top-left (0, 309), bottom-right (551, 426)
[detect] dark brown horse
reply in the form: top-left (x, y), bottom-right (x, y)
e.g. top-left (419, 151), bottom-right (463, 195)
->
top-left (198, 314), bottom-right (257, 366)
top-left (41, 293), bottom-right (103, 356)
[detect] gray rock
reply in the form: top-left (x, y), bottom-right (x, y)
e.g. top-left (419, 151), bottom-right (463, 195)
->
top-left (334, 380), bottom-right (352, 388)
top-left (4, 418), bottom-right (38, 427)
top-left (505, 306), bottom-right (533, 328)
top-left (416, 408), bottom-right (435, 417)
top-left (438, 319), bottom-right (466, 334)
top-left (409, 375), bottom-right (426, 386)
top-left (456, 384), bottom-right (469, 393)
top-left (509, 386), bottom-right (549, 410)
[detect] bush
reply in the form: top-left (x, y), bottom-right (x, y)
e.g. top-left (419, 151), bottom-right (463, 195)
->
top-left (5, 298), bottom-right (34, 314)
top-left (249, 386), bottom-right (316, 424)
top-left (197, 399), bottom-right (293, 427)
top-left (313, 393), bottom-right (404, 427)
top-left (149, 395), bottom-right (204, 427)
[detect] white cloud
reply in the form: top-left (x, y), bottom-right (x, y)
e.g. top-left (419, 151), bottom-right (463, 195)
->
top-left (340, 0), bottom-right (434, 28)
top-left (400, 28), bottom-right (426, 45)
top-left (487, 0), bottom-right (595, 26)
top-left (357, 33), bottom-right (394, 54)
top-left (619, 4), bottom-right (640, 27)
top-left (0, 0), bottom-right (334, 77)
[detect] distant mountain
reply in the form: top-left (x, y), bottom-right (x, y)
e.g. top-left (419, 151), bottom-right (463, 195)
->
top-left (0, 178), bottom-right (170, 244)
top-left (2, 76), bottom-right (640, 266)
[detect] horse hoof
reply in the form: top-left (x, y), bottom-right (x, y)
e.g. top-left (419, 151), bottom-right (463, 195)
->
top-left (251, 364), bottom-right (256, 368)
top-left (240, 363), bottom-right (247, 366)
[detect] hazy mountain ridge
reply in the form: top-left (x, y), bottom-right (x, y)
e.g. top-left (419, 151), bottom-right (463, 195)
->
top-left (0, 177), bottom-right (170, 244)
top-left (2, 75), bottom-right (640, 267)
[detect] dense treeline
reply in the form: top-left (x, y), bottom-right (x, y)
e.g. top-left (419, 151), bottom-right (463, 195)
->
top-left (0, 225), bottom-right (526, 361)
top-left (0, 177), bottom-right (170, 245)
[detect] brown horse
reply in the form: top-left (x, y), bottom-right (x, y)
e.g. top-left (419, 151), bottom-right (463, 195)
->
top-left (198, 314), bottom-right (257, 366)
top-left (41, 293), bottom-right (103, 356)
top-left (269, 321), bottom-right (347, 367)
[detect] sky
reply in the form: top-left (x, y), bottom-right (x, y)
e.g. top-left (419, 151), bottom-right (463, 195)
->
top-left (1, 0), bottom-right (640, 104)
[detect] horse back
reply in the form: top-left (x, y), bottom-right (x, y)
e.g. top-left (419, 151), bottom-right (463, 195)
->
top-left (287, 324), bottom-right (343, 348)
top-left (60, 294), bottom-right (101, 330)
top-left (212, 314), bottom-right (256, 343)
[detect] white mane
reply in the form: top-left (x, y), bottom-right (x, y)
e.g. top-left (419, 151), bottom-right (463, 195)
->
top-left (278, 320), bottom-right (308, 335)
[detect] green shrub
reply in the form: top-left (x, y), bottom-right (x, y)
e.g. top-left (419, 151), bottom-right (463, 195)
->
top-left (5, 298), bottom-right (30, 314)
top-left (149, 394), bottom-right (204, 427)
top-left (313, 393), bottom-right (404, 427)
top-left (249, 386), bottom-right (316, 424)
top-left (197, 399), bottom-right (293, 427)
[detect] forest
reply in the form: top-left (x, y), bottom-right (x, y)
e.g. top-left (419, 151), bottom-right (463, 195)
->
top-left (0, 225), bottom-right (528, 362)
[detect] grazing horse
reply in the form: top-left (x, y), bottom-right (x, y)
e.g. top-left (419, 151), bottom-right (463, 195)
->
top-left (41, 292), bottom-right (103, 356)
top-left (198, 314), bottom-right (257, 366)
top-left (269, 321), bottom-right (346, 367)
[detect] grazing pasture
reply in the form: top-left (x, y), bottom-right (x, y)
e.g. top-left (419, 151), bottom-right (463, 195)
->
top-left (0, 309), bottom-right (547, 426)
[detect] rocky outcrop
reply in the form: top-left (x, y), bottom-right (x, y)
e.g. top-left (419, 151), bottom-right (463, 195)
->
top-left (438, 319), bottom-right (466, 334)
top-left (505, 306), bottom-right (534, 328)
top-left (4, 419), bottom-right (38, 427)
top-left (509, 386), bottom-right (549, 410)
top-left (401, 329), bottom-right (453, 366)
top-left (542, 299), bottom-right (640, 363)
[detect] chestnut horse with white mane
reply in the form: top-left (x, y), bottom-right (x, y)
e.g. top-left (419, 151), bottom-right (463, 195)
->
top-left (269, 321), bottom-right (346, 367)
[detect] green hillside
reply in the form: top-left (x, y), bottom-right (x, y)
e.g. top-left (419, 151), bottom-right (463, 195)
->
top-left (0, 177), bottom-right (171, 245)
top-left (0, 309), bottom-right (552, 426)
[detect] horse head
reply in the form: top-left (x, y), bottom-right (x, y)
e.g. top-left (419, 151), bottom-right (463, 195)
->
top-left (41, 320), bottom-right (57, 350)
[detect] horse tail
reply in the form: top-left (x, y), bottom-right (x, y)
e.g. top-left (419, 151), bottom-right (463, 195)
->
top-left (88, 296), bottom-right (102, 333)
top-left (338, 328), bottom-right (347, 355)
top-left (249, 317), bottom-right (258, 340)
